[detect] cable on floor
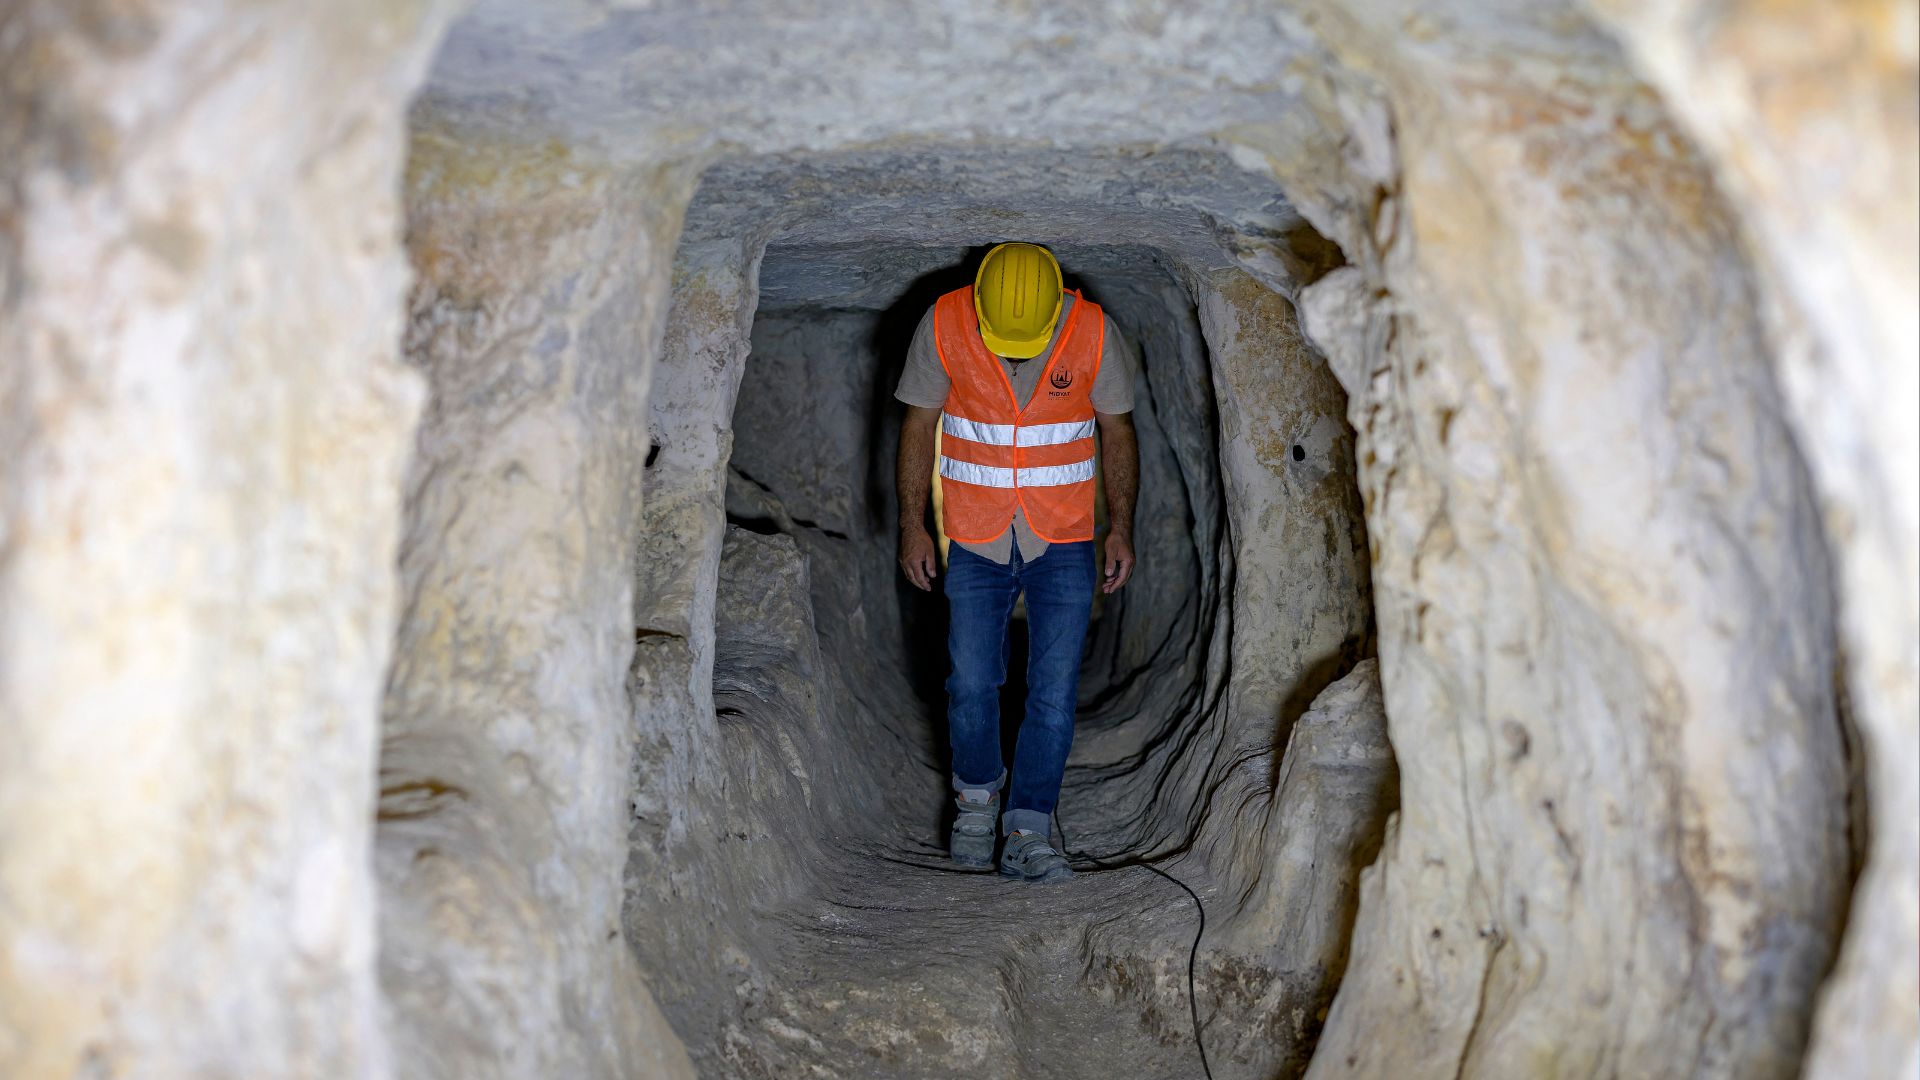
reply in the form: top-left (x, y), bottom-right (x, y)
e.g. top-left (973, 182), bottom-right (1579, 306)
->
top-left (870, 814), bottom-right (1214, 1080)
top-left (1052, 808), bottom-right (1212, 1080)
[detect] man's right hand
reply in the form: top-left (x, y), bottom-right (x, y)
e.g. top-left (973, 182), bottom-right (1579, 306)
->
top-left (895, 406), bottom-right (942, 591)
top-left (899, 527), bottom-right (938, 591)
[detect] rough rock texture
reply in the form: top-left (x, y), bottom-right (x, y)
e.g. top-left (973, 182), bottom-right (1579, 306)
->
top-left (1585, 4), bottom-right (1920, 1074)
top-left (1245, 658), bottom-right (1399, 1042)
top-left (0, 3), bottom-right (451, 1076)
top-left (1195, 269), bottom-right (1375, 787)
top-left (377, 141), bottom-right (696, 1078)
top-left (1275, 6), bottom-right (1902, 1076)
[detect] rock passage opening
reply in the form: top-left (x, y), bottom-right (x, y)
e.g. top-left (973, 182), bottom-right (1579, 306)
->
top-left (614, 164), bottom-right (1389, 1075)
top-left (376, 14), bottom-right (1876, 1072)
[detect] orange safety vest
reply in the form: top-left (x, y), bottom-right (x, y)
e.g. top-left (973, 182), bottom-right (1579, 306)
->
top-left (933, 285), bottom-right (1104, 544)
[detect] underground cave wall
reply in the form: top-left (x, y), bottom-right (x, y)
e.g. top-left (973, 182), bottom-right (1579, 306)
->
top-left (378, 149), bottom-right (699, 1079)
top-left (1292, 93), bottom-right (1857, 1076)
top-left (0, 5), bottom-right (460, 1076)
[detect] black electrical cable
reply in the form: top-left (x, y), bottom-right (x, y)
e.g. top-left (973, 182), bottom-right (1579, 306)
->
top-left (1052, 808), bottom-right (1212, 1080)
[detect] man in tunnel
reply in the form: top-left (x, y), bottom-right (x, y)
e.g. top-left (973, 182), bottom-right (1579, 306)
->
top-left (894, 242), bottom-right (1139, 883)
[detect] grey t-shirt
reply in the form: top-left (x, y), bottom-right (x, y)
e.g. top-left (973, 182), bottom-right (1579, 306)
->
top-left (894, 293), bottom-right (1133, 563)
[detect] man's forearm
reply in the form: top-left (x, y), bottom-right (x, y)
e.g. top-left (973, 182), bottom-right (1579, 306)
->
top-left (897, 416), bottom-right (936, 530)
top-left (1101, 420), bottom-right (1138, 539)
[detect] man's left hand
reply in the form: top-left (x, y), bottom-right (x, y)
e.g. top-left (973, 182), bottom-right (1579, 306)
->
top-left (1102, 533), bottom-right (1135, 594)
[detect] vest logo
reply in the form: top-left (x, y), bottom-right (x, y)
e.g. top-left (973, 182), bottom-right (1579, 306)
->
top-left (1048, 370), bottom-right (1074, 392)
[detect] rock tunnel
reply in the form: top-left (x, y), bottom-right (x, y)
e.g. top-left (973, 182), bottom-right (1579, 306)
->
top-left (2, 2), bottom-right (1915, 1080)
top-left (613, 166), bottom-right (1384, 1078)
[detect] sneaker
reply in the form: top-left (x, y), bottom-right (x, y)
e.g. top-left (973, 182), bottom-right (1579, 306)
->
top-left (950, 792), bottom-right (998, 869)
top-left (998, 830), bottom-right (1072, 883)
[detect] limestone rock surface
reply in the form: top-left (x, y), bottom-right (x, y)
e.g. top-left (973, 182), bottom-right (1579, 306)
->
top-left (378, 142), bottom-right (697, 1079)
top-left (1587, 4), bottom-right (1920, 1073)
top-left (0, 2), bottom-right (452, 1075)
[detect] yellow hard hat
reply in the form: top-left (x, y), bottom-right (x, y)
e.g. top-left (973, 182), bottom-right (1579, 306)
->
top-left (973, 243), bottom-right (1063, 359)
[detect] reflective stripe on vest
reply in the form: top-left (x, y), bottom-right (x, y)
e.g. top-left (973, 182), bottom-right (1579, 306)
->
top-left (940, 414), bottom-right (1095, 449)
top-left (939, 456), bottom-right (1097, 489)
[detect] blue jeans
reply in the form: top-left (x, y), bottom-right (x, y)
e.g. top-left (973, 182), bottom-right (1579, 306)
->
top-left (944, 540), bottom-right (1096, 836)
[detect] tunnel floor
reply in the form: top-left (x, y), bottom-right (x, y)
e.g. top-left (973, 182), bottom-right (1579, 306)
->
top-left (677, 525), bottom-right (1235, 1080)
top-left (759, 818), bottom-right (1223, 1077)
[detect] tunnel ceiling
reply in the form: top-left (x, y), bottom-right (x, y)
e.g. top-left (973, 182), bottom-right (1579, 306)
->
top-left (692, 147), bottom-right (1340, 310)
top-left (752, 241), bottom-right (1176, 311)
top-left (685, 148), bottom-right (1306, 247)
top-left (412, 1), bottom-right (1378, 304)
top-left (413, 0), bottom-right (1337, 158)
